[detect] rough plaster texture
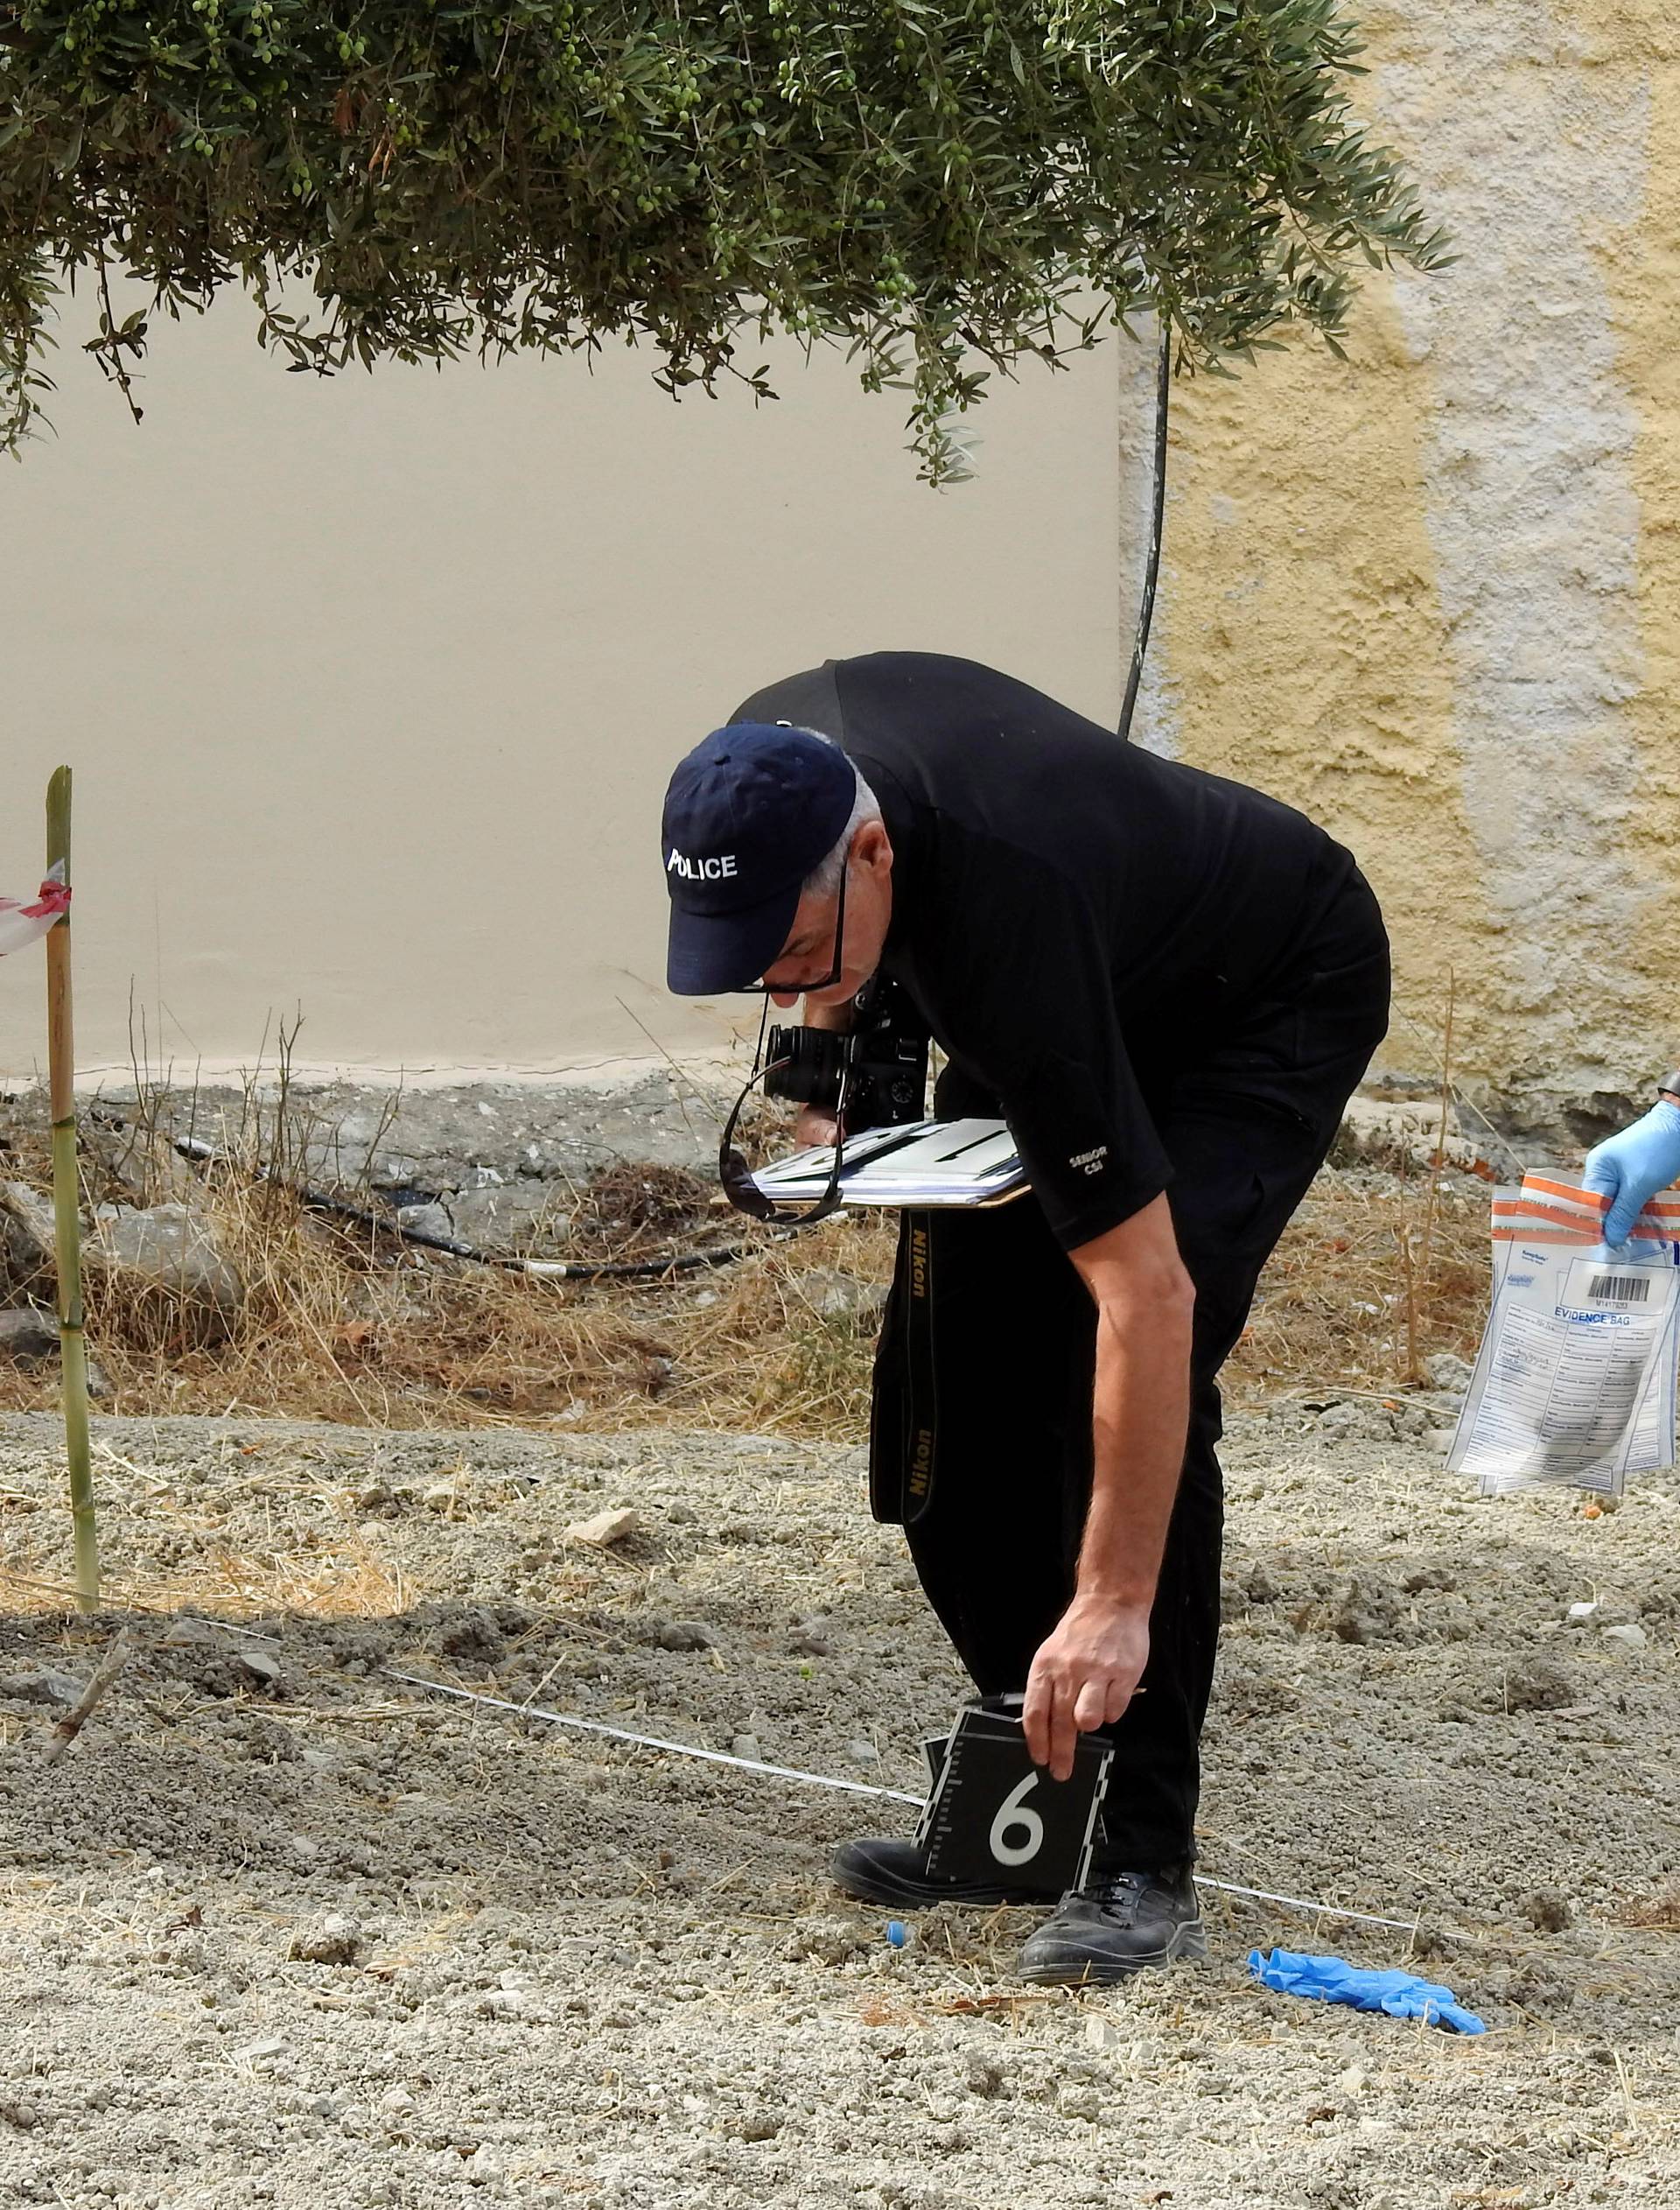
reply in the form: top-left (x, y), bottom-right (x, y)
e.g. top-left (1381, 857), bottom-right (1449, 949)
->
top-left (1156, 0), bottom-right (1680, 1135)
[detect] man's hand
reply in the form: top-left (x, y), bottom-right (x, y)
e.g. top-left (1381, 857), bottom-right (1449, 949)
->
top-left (794, 1105), bottom-right (839, 1148)
top-left (1022, 1593), bottom-right (1151, 1781)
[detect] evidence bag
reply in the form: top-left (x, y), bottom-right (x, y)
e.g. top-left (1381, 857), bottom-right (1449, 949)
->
top-left (1446, 1175), bottom-right (1680, 1498)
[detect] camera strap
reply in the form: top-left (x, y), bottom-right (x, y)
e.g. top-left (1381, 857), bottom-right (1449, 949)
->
top-left (869, 1208), bottom-right (941, 1526)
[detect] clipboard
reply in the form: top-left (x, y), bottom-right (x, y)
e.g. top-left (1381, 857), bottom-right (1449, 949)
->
top-left (746, 1118), bottom-right (1030, 1212)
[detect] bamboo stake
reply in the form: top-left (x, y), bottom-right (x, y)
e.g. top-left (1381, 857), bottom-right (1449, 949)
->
top-left (45, 767), bottom-right (99, 1612)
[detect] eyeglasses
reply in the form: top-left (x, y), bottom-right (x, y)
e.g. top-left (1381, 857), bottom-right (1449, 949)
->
top-left (718, 868), bottom-right (850, 1224)
top-left (730, 862), bottom-right (848, 999)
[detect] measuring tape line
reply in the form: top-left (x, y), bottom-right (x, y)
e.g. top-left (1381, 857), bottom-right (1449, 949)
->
top-left (0, 1567), bottom-right (1423, 1935)
top-left (391, 1666), bottom-right (1423, 1932)
top-left (384, 1667), bottom-right (924, 1807)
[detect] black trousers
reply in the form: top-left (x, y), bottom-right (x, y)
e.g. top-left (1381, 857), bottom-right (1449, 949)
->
top-left (869, 873), bottom-right (1391, 1872)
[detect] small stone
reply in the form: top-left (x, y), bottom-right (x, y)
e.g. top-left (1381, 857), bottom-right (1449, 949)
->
top-left (1503, 1657), bottom-right (1578, 1714)
top-left (234, 2035), bottom-right (290, 2066)
top-left (380, 2087), bottom-right (416, 2115)
top-left (1084, 2014), bottom-right (1124, 2052)
top-left (964, 2056), bottom-right (1004, 2097)
top-left (1603, 1623), bottom-right (1648, 1651)
top-left (0, 1181), bottom-right (56, 1290)
top-left (3, 1669), bottom-right (83, 1708)
top-left (396, 1203), bottom-right (454, 1244)
top-left (731, 1733), bottom-right (762, 1764)
top-left (1522, 1888), bottom-right (1573, 1933)
top-left (1425, 1351), bottom-right (1474, 1393)
top-left (89, 1201), bottom-right (244, 1343)
top-left (477, 1988), bottom-right (528, 2018)
top-left (422, 1482), bottom-right (458, 1514)
top-left (288, 1912), bottom-right (361, 1965)
top-left (564, 1507), bottom-right (640, 1547)
top-left (845, 1738), bottom-right (879, 1765)
top-left (0, 1306), bottom-right (60, 1362)
top-left (235, 1647), bottom-right (283, 1687)
top-left (1316, 1400), bottom-right (1362, 1434)
top-left (1567, 1601), bottom-right (1600, 1622)
top-left (649, 1619), bottom-right (711, 1652)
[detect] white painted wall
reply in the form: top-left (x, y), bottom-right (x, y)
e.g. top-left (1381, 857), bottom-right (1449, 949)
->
top-left (1, 292), bottom-right (1142, 1085)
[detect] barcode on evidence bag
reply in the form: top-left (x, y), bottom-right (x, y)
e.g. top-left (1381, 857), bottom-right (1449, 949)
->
top-left (1586, 1273), bottom-right (1652, 1305)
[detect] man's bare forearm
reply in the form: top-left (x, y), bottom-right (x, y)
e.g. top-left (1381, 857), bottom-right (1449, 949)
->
top-left (1023, 1193), bottom-right (1196, 1776)
top-left (1077, 1291), bottom-right (1194, 1608)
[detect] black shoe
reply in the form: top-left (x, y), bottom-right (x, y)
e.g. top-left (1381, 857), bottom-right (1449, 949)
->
top-left (1018, 1867), bottom-right (1208, 1983)
top-left (830, 1836), bottom-right (1043, 1909)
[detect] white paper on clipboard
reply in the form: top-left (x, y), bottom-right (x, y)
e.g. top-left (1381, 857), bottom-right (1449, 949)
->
top-left (746, 1117), bottom-right (1029, 1210)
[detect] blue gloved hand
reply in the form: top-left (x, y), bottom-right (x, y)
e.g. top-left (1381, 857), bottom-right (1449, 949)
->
top-left (1582, 1098), bottom-right (1680, 1246)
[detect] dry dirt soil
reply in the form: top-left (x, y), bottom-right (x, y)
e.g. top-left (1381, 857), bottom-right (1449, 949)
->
top-left (2, 1405), bottom-right (1677, 2210)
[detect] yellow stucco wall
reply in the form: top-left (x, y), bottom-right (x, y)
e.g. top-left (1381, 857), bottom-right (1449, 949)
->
top-left (1606, 5), bottom-right (1680, 1086)
top-left (1147, 290), bottom-right (1494, 1091)
top-left (1152, 0), bottom-right (1680, 1126)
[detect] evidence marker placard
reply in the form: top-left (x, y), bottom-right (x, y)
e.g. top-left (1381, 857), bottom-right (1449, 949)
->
top-left (917, 1696), bottom-right (1111, 1898)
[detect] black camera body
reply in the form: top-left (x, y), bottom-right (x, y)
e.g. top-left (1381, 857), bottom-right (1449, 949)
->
top-left (766, 976), bottom-right (929, 1133)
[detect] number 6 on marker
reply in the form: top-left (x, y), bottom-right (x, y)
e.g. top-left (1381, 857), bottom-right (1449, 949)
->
top-left (989, 1769), bottom-right (1046, 1866)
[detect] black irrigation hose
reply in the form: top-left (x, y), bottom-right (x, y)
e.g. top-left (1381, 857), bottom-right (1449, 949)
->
top-left (303, 1184), bottom-right (757, 1281)
top-left (168, 1134), bottom-right (759, 1283)
top-left (1118, 324), bottom-right (1172, 745)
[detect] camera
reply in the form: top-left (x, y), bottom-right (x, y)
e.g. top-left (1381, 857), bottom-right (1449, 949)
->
top-left (766, 976), bottom-right (929, 1133)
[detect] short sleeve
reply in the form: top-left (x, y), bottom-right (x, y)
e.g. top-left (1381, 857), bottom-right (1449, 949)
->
top-left (920, 852), bottom-right (1172, 1251)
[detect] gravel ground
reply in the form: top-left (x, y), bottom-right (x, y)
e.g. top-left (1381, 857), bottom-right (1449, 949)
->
top-left (2, 1405), bottom-right (1678, 2210)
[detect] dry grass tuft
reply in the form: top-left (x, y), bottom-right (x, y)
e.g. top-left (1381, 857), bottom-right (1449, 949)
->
top-left (1223, 1163), bottom-right (1488, 1407)
top-left (0, 1133), bottom-right (902, 1434)
top-left (0, 1087), bottom-right (1491, 1436)
top-left (1622, 1888), bottom-right (1680, 1933)
top-left (3, 964), bottom-right (1507, 1435)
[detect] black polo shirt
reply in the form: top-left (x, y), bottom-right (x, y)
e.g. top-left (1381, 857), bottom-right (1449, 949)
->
top-left (732, 652), bottom-right (1359, 1251)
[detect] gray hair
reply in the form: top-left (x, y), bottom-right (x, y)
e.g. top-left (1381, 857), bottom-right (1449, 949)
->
top-left (796, 732), bottom-right (882, 899)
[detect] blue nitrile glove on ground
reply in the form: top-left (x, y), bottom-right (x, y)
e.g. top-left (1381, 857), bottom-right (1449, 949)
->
top-left (1582, 1099), bottom-right (1680, 1246)
top-left (1249, 1947), bottom-right (1486, 2034)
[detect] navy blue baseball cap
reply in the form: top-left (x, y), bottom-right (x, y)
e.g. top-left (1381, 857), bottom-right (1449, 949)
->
top-left (662, 724), bottom-right (858, 993)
